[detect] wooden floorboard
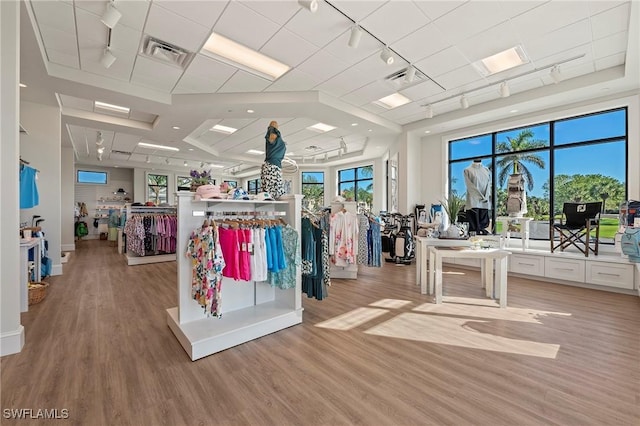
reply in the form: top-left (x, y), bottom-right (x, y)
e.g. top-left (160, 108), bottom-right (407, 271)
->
top-left (2, 240), bottom-right (639, 425)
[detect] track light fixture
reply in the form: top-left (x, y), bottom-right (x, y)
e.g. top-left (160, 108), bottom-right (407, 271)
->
top-left (184, 161), bottom-right (188, 167)
top-left (165, 158), bottom-right (170, 165)
top-left (96, 131), bottom-right (104, 145)
top-left (101, 1), bottom-right (122, 29)
top-left (348, 25), bottom-right (363, 48)
top-left (298, 0), bottom-right (318, 13)
top-left (101, 47), bottom-right (116, 69)
top-left (499, 81), bottom-right (510, 98)
top-left (339, 137), bottom-right (348, 154)
top-left (425, 104), bottom-right (433, 119)
top-left (550, 65), bottom-right (561, 84)
top-left (146, 156), bottom-right (150, 163)
top-left (380, 47), bottom-right (394, 65)
top-left (324, 153), bottom-right (329, 161)
top-left (460, 95), bottom-right (469, 109)
top-left (405, 66), bottom-right (416, 84)
top-left (97, 146), bottom-right (105, 154)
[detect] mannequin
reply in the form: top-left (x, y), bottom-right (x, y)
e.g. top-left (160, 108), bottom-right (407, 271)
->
top-left (463, 159), bottom-right (491, 234)
top-left (261, 120), bottom-right (286, 199)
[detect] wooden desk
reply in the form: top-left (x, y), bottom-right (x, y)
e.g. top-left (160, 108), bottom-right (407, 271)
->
top-left (497, 216), bottom-right (533, 250)
top-left (428, 247), bottom-right (511, 308)
top-left (415, 236), bottom-right (471, 292)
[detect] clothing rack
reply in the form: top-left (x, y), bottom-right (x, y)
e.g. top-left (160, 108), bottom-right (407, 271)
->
top-left (20, 157), bottom-right (40, 173)
top-left (202, 210), bottom-right (287, 218)
top-left (124, 206), bottom-right (177, 266)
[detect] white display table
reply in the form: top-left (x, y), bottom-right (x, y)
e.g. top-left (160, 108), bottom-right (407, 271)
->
top-left (497, 216), bottom-right (533, 250)
top-left (415, 236), bottom-right (471, 292)
top-left (428, 247), bottom-right (511, 308)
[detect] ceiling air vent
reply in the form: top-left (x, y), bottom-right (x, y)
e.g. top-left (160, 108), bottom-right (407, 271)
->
top-left (141, 36), bottom-right (192, 68)
top-left (111, 150), bottom-right (132, 156)
top-left (384, 67), bottom-right (428, 88)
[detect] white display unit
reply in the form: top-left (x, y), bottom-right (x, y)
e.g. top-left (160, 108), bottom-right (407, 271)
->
top-left (167, 193), bottom-right (303, 361)
top-left (123, 205), bottom-right (177, 265)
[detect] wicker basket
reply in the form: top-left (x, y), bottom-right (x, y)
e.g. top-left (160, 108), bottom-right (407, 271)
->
top-left (28, 282), bottom-right (49, 305)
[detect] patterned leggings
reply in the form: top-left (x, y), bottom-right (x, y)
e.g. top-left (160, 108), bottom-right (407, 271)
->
top-left (261, 162), bottom-right (284, 199)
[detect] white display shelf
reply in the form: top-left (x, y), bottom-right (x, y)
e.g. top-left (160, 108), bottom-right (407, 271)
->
top-left (126, 252), bottom-right (176, 266)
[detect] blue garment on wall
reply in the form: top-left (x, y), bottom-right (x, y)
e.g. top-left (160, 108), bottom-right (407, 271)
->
top-left (20, 165), bottom-right (39, 209)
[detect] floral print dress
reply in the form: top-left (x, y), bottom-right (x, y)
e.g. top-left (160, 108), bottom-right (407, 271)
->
top-left (186, 224), bottom-right (226, 318)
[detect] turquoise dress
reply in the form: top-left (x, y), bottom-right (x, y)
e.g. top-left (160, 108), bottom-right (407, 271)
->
top-left (268, 225), bottom-right (300, 290)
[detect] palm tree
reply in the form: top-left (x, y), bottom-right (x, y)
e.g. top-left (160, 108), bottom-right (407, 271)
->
top-left (496, 129), bottom-right (546, 191)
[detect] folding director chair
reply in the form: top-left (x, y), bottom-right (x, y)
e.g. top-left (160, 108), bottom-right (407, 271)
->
top-left (551, 202), bottom-right (602, 257)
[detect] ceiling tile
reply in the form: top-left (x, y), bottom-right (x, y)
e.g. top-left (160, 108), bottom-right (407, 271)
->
top-left (330, 1), bottom-right (387, 22)
top-left (592, 31), bottom-right (628, 59)
top-left (595, 52), bottom-right (626, 71)
top-left (587, 0), bottom-right (630, 16)
top-left (73, 1), bottom-right (105, 17)
top-left (285, 2), bottom-right (347, 48)
top-left (128, 111), bottom-right (157, 124)
top-left (510, 1), bottom-right (590, 42)
top-left (414, 0), bottom-right (466, 20)
top-left (352, 51), bottom-right (409, 81)
top-left (75, 8), bottom-right (109, 47)
top-left (509, 76), bottom-right (545, 94)
top-left (392, 23), bottom-right (450, 63)
top-left (80, 47), bottom-right (137, 82)
top-left (342, 80), bottom-right (397, 107)
top-left (399, 80), bottom-right (445, 101)
top-left (360, 1), bottom-right (430, 45)
top-left (217, 70), bottom-right (272, 93)
top-left (314, 65), bottom-right (369, 98)
top-left (433, 1), bottom-right (508, 44)
top-left (173, 74), bottom-right (216, 94)
top-left (260, 28), bottom-right (318, 68)
top-left (239, 1), bottom-right (300, 25)
top-left (497, 0), bottom-right (546, 19)
top-left (59, 95), bottom-right (94, 111)
top-left (38, 23), bottom-right (78, 55)
top-left (112, 133), bottom-right (141, 152)
top-left (533, 44), bottom-right (592, 70)
top-left (130, 56), bottom-right (184, 92)
top-left (30, 0), bottom-right (75, 32)
top-left (110, 25), bottom-right (143, 55)
top-left (524, 19), bottom-right (592, 62)
top-left (591, 3), bottom-right (631, 40)
top-left (414, 46), bottom-right (469, 78)
top-left (559, 61), bottom-right (596, 80)
top-left (435, 64), bottom-right (485, 91)
top-left (380, 101), bottom-right (424, 121)
top-left (46, 48), bottom-right (80, 69)
top-left (154, 1), bottom-right (227, 28)
top-left (264, 69), bottom-right (321, 92)
top-left (297, 49), bottom-right (350, 82)
top-left (173, 55), bottom-right (235, 93)
top-left (144, 3), bottom-right (210, 52)
top-left (116, 0), bottom-right (151, 32)
top-left (322, 27), bottom-right (381, 67)
top-left (213, 1), bottom-right (280, 51)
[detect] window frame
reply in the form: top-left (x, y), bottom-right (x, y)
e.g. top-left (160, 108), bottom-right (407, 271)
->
top-left (147, 173), bottom-right (169, 205)
top-left (77, 170), bottom-right (108, 185)
top-left (337, 165), bottom-right (374, 204)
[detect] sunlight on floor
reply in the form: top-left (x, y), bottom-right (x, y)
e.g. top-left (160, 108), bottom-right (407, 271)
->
top-left (315, 307), bottom-right (389, 331)
top-left (413, 301), bottom-right (572, 324)
top-left (365, 313), bottom-right (560, 358)
top-left (368, 299), bottom-right (413, 309)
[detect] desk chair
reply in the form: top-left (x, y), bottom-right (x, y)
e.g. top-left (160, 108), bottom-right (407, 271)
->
top-left (551, 202), bottom-right (602, 257)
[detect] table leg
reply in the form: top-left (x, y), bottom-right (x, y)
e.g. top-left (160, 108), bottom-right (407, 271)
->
top-left (483, 258), bottom-right (492, 298)
top-left (434, 252), bottom-right (443, 304)
top-left (416, 241), bottom-right (422, 286)
top-left (496, 257), bottom-right (508, 308)
top-left (428, 248), bottom-right (436, 295)
top-left (523, 220), bottom-right (530, 250)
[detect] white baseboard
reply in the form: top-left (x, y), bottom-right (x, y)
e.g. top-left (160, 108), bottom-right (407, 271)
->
top-left (52, 264), bottom-right (63, 276)
top-left (1, 326), bottom-right (25, 356)
top-left (61, 244), bottom-right (75, 251)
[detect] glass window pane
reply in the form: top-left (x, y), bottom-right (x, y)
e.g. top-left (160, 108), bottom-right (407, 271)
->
top-left (357, 165), bottom-right (373, 179)
top-left (496, 124), bottom-right (550, 153)
top-left (450, 134), bottom-right (492, 161)
top-left (356, 179), bottom-right (373, 204)
top-left (177, 176), bottom-right (192, 191)
top-left (302, 172), bottom-right (324, 183)
top-left (77, 170), bottom-right (107, 184)
top-left (339, 168), bottom-right (355, 181)
top-left (555, 109), bottom-right (626, 146)
top-left (339, 182), bottom-right (354, 200)
top-left (449, 159), bottom-right (492, 198)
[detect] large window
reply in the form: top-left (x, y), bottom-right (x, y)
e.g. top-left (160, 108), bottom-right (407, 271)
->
top-left (147, 174), bottom-right (168, 204)
top-left (77, 170), bottom-right (107, 184)
top-left (338, 165), bottom-right (373, 209)
top-left (301, 172), bottom-right (324, 209)
top-left (448, 108), bottom-right (627, 243)
top-left (247, 178), bottom-right (261, 195)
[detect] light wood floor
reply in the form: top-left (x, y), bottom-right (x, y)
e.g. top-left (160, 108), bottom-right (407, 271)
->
top-left (2, 240), bottom-right (639, 425)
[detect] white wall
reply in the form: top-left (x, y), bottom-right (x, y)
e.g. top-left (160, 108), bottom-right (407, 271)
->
top-left (75, 166), bottom-right (133, 238)
top-left (20, 101), bottom-right (62, 276)
top-left (418, 93), bottom-right (640, 211)
top-left (0, 0), bottom-right (24, 356)
top-left (61, 146), bottom-right (75, 251)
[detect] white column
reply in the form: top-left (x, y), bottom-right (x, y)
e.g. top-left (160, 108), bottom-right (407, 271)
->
top-left (61, 146), bottom-right (75, 251)
top-left (0, 0), bottom-right (25, 356)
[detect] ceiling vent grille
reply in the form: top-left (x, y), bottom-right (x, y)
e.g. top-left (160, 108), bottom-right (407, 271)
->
top-left (384, 67), bottom-right (428, 88)
top-left (141, 36), bottom-right (192, 68)
top-left (111, 150), bottom-right (132, 156)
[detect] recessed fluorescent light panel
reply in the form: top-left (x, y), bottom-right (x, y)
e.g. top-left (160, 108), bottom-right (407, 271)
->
top-left (94, 101), bottom-right (130, 114)
top-left (210, 124), bottom-right (238, 134)
top-left (209, 164), bottom-right (225, 168)
top-left (247, 149), bottom-right (265, 155)
top-left (307, 122), bottom-right (336, 133)
top-left (138, 142), bottom-right (180, 152)
top-left (374, 93), bottom-right (412, 109)
top-left (473, 45), bottom-right (529, 76)
top-left (201, 32), bottom-right (290, 81)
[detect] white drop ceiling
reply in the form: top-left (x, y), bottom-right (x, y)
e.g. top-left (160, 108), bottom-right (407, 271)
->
top-left (19, 0), bottom-right (639, 177)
